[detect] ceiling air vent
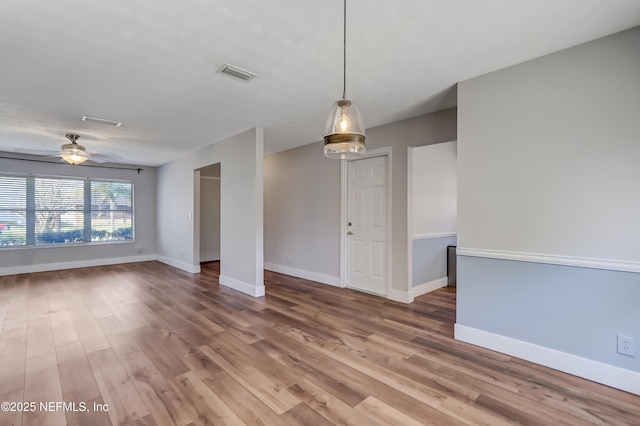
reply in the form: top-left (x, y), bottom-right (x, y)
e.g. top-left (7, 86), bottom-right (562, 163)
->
top-left (216, 63), bottom-right (257, 82)
top-left (82, 115), bottom-right (123, 127)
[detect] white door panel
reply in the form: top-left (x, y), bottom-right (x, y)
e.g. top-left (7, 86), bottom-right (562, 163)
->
top-left (347, 156), bottom-right (387, 295)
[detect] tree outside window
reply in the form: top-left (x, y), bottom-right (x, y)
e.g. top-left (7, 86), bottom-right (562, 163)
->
top-left (0, 175), bottom-right (133, 247)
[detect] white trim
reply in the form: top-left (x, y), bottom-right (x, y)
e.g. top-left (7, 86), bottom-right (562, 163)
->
top-left (413, 277), bottom-right (448, 297)
top-left (413, 232), bottom-right (457, 241)
top-left (219, 274), bottom-right (265, 297)
top-left (264, 262), bottom-right (341, 287)
top-left (193, 169), bottom-right (201, 265)
top-left (340, 160), bottom-right (348, 287)
top-left (454, 324), bottom-right (640, 396)
top-left (340, 147), bottom-right (393, 299)
top-left (385, 150), bottom-right (393, 300)
top-left (254, 128), bottom-right (265, 290)
top-left (200, 175), bottom-right (221, 180)
top-left (0, 170), bottom-right (133, 183)
top-left (0, 254), bottom-right (157, 276)
top-left (387, 288), bottom-right (414, 304)
top-left (157, 255), bottom-right (201, 274)
top-left (457, 247), bottom-right (640, 274)
top-left (407, 147), bottom-right (414, 307)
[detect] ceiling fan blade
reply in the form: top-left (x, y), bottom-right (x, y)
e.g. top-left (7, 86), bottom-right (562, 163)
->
top-left (13, 148), bottom-right (60, 156)
top-left (87, 156), bottom-right (109, 164)
top-left (90, 152), bottom-right (123, 162)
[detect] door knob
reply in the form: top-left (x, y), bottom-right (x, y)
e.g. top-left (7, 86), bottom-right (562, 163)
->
top-left (347, 231), bottom-right (353, 235)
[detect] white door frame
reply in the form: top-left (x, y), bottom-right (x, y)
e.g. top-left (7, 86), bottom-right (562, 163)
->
top-left (340, 147), bottom-right (392, 296)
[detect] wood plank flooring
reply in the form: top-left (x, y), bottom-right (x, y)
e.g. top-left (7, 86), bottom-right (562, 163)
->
top-left (0, 261), bottom-right (638, 425)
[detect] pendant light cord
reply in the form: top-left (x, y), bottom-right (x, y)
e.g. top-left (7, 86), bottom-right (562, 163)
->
top-left (342, 0), bottom-right (347, 100)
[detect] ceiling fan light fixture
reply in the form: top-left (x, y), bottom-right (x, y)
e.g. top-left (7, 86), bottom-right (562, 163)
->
top-left (61, 134), bottom-right (89, 165)
top-left (60, 148), bottom-right (88, 165)
top-left (323, 0), bottom-right (366, 160)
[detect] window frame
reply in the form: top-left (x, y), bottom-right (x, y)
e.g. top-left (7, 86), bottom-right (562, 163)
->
top-left (0, 173), bottom-right (135, 249)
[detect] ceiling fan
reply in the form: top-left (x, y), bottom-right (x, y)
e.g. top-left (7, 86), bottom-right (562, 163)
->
top-left (14, 133), bottom-right (123, 165)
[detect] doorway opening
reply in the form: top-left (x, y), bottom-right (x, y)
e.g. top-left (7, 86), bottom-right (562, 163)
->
top-left (407, 141), bottom-right (457, 298)
top-left (198, 163), bottom-right (221, 269)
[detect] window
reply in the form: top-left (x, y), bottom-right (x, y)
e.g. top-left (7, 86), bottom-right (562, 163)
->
top-left (0, 177), bottom-right (27, 246)
top-left (0, 174), bottom-right (133, 247)
top-left (91, 181), bottom-right (133, 241)
top-left (36, 178), bottom-right (85, 244)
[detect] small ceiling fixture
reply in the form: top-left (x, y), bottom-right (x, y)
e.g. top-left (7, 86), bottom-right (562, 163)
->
top-left (82, 115), bottom-right (123, 127)
top-left (323, 0), bottom-right (365, 160)
top-left (216, 63), bottom-right (258, 82)
top-left (60, 134), bottom-right (89, 165)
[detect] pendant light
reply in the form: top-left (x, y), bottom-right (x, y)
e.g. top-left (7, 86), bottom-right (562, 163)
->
top-left (323, 0), bottom-right (365, 159)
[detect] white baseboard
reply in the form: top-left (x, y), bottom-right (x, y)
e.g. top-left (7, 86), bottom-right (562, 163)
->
top-left (387, 288), bottom-right (414, 304)
top-left (157, 256), bottom-right (201, 274)
top-left (0, 254), bottom-right (158, 276)
top-left (413, 277), bottom-right (448, 297)
top-left (265, 262), bottom-right (418, 305)
top-left (454, 324), bottom-right (640, 396)
top-left (219, 274), bottom-right (265, 297)
top-left (264, 262), bottom-right (341, 287)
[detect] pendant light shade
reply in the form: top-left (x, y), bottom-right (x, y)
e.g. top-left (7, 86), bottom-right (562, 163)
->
top-left (323, 99), bottom-right (365, 159)
top-left (323, 0), bottom-right (365, 159)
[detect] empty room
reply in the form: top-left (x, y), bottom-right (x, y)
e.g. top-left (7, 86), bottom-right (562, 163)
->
top-left (1, 1), bottom-right (639, 425)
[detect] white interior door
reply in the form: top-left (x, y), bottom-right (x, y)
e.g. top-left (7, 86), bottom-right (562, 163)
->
top-left (347, 155), bottom-right (387, 295)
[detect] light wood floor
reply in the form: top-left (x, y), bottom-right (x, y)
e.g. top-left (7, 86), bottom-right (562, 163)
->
top-left (0, 261), bottom-right (638, 426)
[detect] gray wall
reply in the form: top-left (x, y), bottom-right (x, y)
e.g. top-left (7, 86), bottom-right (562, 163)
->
top-left (412, 236), bottom-right (456, 287)
top-left (199, 176), bottom-right (220, 262)
top-left (264, 142), bottom-right (340, 277)
top-left (157, 128), bottom-right (264, 295)
top-left (0, 156), bottom-right (157, 271)
top-left (264, 108), bottom-right (457, 295)
top-left (458, 27), bottom-right (640, 260)
top-left (411, 141), bottom-right (457, 237)
top-left (457, 27), bottom-right (640, 372)
top-left (458, 256), bottom-right (640, 372)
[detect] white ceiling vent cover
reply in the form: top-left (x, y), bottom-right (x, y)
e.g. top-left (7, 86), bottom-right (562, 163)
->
top-left (216, 64), bottom-right (257, 82)
top-left (82, 115), bottom-right (123, 127)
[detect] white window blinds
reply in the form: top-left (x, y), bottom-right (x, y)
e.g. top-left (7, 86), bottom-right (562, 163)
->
top-left (0, 174), bottom-right (133, 247)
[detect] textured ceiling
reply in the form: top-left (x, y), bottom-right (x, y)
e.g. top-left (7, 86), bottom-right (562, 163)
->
top-left (1, 0), bottom-right (639, 166)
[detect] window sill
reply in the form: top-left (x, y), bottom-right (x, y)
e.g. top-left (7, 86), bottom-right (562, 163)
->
top-left (0, 240), bottom-right (135, 250)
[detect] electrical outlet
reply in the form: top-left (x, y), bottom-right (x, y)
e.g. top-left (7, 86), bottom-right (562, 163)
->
top-left (617, 335), bottom-right (635, 357)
